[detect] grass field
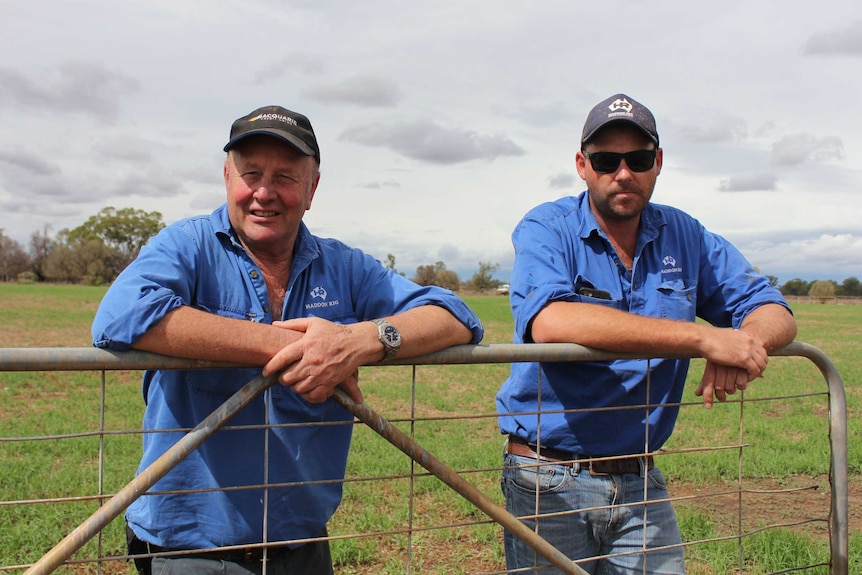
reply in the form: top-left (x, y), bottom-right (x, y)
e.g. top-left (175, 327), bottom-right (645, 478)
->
top-left (0, 283), bottom-right (859, 574)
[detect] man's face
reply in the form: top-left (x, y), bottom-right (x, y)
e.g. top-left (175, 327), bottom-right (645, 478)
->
top-left (575, 124), bottom-right (663, 224)
top-left (224, 136), bottom-right (320, 258)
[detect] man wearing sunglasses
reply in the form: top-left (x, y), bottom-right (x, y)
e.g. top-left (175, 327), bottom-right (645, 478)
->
top-left (496, 94), bottom-right (796, 574)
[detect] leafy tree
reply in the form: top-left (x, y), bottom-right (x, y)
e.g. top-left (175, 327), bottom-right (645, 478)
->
top-left (64, 206), bottom-right (165, 269)
top-left (43, 238), bottom-right (118, 285)
top-left (383, 253), bottom-right (405, 277)
top-left (0, 230), bottom-right (31, 282)
top-left (468, 261), bottom-right (500, 291)
top-left (838, 276), bottom-right (861, 297)
top-left (413, 263), bottom-right (438, 287)
top-left (808, 280), bottom-right (836, 303)
top-left (384, 253), bottom-right (397, 271)
top-left (29, 226), bottom-right (55, 281)
top-left (435, 269), bottom-right (461, 291)
top-left (780, 278), bottom-right (811, 296)
top-left (412, 261), bottom-right (460, 290)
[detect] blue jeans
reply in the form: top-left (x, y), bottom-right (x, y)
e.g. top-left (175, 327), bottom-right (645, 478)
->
top-left (501, 453), bottom-right (686, 575)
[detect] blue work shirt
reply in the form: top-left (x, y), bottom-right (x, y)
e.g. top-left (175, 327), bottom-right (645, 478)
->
top-left (496, 192), bottom-right (790, 456)
top-left (92, 204), bottom-right (483, 550)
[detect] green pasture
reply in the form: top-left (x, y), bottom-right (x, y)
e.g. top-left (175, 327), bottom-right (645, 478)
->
top-left (0, 284), bottom-right (859, 574)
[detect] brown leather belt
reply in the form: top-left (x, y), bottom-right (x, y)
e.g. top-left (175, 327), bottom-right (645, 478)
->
top-left (143, 540), bottom-right (290, 562)
top-left (507, 435), bottom-right (653, 475)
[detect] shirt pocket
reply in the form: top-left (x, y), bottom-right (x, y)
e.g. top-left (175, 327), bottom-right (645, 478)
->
top-left (196, 299), bottom-right (262, 322)
top-left (656, 279), bottom-right (697, 321)
top-left (572, 276), bottom-right (625, 310)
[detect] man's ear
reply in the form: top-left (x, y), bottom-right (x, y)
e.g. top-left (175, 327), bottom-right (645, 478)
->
top-left (306, 169), bottom-right (321, 211)
top-left (575, 150), bottom-right (588, 180)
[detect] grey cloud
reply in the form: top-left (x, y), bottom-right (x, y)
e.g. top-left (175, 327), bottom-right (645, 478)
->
top-left (0, 196), bottom-right (84, 217)
top-left (360, 180), bottom-right (401, 189)
top-left (93, 138), bottom-right (154, 163)
top-left (678, 116), bottom-right (747, 143)
top-left (804, 20), bottom-right (862, 56)
top-left (2, 176), bottom-right (89, 203)
top-left (340, 120), bottom-right (525, 164)
top-left (516, 102), bottom-right (577, 128)
top-left (718, 172), bottom-right (777, 192)
top-left (771, 133), bottom-right (844, 166)
top-left (0, 60), bottom-right (139, 119)
top-left (304, 75), bottom-right (399, 107)
top-left (0, 149), bottom-right (62, 176)
top-left (179, 165), bottom-right (222, 186)
top-left (252, 53), bottom-right (325, 83)
top-left (113, 172), bottom-right (185, 198)
top-left (548, 172), bottom-right (576, 189)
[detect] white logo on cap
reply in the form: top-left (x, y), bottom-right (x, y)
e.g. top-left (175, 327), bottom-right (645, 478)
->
top-left (608, 98), bottom-right (633, 114)
top-left (250, 113), bottom-right (298, 127)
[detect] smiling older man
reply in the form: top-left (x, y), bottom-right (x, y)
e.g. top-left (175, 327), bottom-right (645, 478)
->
top-left (93, 105), bottom-right (483, 575)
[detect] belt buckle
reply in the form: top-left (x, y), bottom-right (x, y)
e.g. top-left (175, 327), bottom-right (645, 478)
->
top-left (587, 459), bottom-right (611, 477)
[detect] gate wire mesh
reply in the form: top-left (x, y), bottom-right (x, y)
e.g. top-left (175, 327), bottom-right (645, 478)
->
top-left (0, 343), bottom-right (849, 574)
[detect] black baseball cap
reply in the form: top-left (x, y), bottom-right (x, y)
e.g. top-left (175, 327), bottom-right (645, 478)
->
top-left (581, 94), bottom-right (659, 147)
top-left (224, 105), bottom-right (320, 162)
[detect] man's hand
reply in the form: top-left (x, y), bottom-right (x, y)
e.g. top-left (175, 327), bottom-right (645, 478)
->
top-left (262, 317), bottom-right (376, 404)
top-left (695, 327), bottom-right (768, 408)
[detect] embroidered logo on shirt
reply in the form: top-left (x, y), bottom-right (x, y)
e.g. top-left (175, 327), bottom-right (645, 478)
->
top-left (661, 255), bottom-right (682, 274)
top-left (306, 286), bottom-right (340, 310)
top-left (310, 286), bottom-right (328, 300)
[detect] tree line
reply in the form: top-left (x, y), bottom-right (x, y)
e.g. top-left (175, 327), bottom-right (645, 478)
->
top-left (0, 207), bottom-right (165, 285)
top-left (772, 276), bottom-right (861, 300)
top-left (1, 207), bottom-right (858, 294)
top-left (0, 207), bottom-right (507, 291)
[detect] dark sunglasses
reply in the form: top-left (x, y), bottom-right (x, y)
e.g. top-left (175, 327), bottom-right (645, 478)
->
top-left (583, 149), bottom-right (657, 173)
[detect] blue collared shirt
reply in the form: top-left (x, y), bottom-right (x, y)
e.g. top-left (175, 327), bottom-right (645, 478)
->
top-left (92, 204), bottom-right (483, 549)
top-left (496, 192), bottom-right (789, 456)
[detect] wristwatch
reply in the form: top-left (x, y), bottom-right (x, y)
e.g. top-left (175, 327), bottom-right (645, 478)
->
top-left (372, 318), bottom-right (402, 361)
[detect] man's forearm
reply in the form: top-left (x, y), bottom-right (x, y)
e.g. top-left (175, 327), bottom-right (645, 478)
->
top-left (739, 304), bottom-right (797, 351)
top-left (383, 305), bottom-right (474, 358)
top-left (132, 306), bottom-right (300, 364)
top-left (531, 301), bottom-right (710, 355)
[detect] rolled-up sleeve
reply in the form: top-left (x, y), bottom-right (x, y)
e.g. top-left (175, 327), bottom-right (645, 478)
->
top-left (92, 225), bottom-right (198, 350)
top-left (348, 248), bottom-right (484, 344)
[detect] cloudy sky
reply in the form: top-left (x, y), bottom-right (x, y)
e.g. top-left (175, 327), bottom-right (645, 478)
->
top-left (1, 0), bottom-right (859, 284)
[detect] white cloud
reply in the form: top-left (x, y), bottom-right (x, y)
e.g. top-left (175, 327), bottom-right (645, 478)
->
top-left (304, 75), bottom-right (400, 107)
top-left (771, 134), bottom-right (844, 166)
top-left (0, 60), bottom-right (139, 119)
top-left (718, 172), bottom-right (778, 192)
top-left (339, 119), bottom-right (525, 164)
top-left (804, 20), bottom-right (862, 56)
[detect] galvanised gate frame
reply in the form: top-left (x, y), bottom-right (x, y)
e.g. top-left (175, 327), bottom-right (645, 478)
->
top-left (0, 342), bottom-right (849, 574)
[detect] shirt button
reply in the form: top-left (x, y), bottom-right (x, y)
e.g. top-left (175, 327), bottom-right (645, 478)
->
top-left (263, 305), bottom-right (270, 313)
top-left (250, 271), bottom-right (259, 279)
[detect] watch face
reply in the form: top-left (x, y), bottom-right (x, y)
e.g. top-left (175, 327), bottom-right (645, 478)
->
top-left (383, 325), bottom-right (400, 345)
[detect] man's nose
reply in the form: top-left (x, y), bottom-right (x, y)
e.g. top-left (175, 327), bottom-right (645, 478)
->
top-left (253, 180), bottom-right (278, 198)
top-left (615, 161), bottom-right (634, 180)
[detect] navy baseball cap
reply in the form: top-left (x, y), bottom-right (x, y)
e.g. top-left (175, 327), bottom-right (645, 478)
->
top-left (224, 105), bottom-right (320, 162)
top-left (581, 94), bottom-right (659, 147)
